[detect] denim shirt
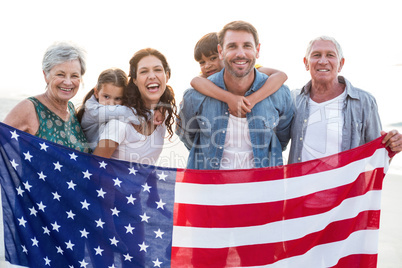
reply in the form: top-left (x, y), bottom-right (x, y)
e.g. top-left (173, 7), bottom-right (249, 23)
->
top-left (176, 68), bottom-right (294, 170)
top-left (288, 76), bottom-right (382, 164)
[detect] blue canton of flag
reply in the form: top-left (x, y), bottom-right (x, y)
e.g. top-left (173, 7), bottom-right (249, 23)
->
top-left (0, 122), bottom-right (176, 268)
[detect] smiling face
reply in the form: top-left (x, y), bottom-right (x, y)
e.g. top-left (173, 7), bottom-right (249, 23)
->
top-left (218, 30), bottom-right (260, 78)
top-left (44, 59), bottom-right (82, 102)
top-left (134, 55), bottom-right (169, 108)
top-left (304, 40), bottom-right (345, 85)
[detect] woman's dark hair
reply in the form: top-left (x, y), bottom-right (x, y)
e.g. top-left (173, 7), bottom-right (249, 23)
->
top-left (76, 68), bottom-right (128, 122)
top-left (125, 48), bottom-right (177, 139)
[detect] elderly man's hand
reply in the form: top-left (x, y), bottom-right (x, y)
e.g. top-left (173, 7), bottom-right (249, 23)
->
top-left (381, 130), bottom-right (402, 153)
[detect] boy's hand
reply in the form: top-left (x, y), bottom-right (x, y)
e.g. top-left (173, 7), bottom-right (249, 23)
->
top-left (244, 95), bottom-right (257, 111)
top-left (226, 94), bottom-right (251, 117)
top-left (153, 109), bottom-right (165, 125)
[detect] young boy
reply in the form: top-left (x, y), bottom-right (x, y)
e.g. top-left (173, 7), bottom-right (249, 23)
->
top-left (191, 32), bottom-right (287, 117)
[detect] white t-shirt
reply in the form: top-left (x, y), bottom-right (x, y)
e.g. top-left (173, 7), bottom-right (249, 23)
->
top-left (302, 91), bottom-right (346, 162)
top-left (99, 119), bottom-right (166, 165)
top-left (220, 115), bottom-right (254, 170)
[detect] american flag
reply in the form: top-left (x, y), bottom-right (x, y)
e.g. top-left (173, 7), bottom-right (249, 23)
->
top-left (0, 122), bottom-right (176, 268)
top-left (0, 122), bottom-right (394, 267)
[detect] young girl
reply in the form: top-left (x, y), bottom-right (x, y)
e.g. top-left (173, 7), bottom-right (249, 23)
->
top-left (92, 49), bottom-right (177, 165)
top-left (77, 68), bottom-right (163, 151)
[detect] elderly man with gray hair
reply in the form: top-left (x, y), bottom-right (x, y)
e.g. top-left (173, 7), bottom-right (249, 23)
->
top-left (289, 36), bottom-right (401, 164)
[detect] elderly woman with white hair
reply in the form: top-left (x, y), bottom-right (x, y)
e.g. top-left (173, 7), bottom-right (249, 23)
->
top-left (3, 41), bottom-right (89, 152)
top-left (288, 36), bottom-right (401, 164)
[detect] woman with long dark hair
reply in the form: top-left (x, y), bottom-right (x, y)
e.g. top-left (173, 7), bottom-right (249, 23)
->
top-left (93, 48), bottom-right (177, 165)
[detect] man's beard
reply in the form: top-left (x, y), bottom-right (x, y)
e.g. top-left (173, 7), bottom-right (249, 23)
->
top-left (224, 57), bottom-right (256, 78)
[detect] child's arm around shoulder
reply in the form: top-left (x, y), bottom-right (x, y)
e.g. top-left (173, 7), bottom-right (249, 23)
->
top-left (246, 67), bottom-right (288, 109)
top-left (190, 76), bottom-right (251, 117)
top-left (85, 96), bottom-right (141, 125)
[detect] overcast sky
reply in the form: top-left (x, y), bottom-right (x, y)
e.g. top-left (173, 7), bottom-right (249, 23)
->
top-left (0, 0), bottom-right (401, 125)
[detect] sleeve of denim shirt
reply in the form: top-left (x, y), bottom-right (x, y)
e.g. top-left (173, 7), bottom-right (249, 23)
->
top-left (362, 92), bottom-right (382, 143)
top-left (175, 88), bottom-right (202, 150)
top-left (271, 84), bottom-right (294, 150)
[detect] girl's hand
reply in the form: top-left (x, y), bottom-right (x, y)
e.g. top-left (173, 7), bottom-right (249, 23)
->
top-left (153, 109), bottom-right (165, 125)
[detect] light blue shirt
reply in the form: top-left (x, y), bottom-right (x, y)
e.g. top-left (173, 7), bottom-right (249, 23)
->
top-left (288, 76), bottom-right (382, 164)
top-left (176, 68), bottom-right (294, 170)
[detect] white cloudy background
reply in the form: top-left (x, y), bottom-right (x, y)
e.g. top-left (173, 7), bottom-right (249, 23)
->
top-left (1, 0), bottom-right (401, 123)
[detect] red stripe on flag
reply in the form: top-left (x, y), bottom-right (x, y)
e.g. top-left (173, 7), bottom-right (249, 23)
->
top-left (176, 138), bottom-right (388, 185)
top-left (171, 210), bottom-right (380, 267)
top-left (329, 254), bottom-right (378, 268)
top-left (174, 169), bottom-right (384, 227)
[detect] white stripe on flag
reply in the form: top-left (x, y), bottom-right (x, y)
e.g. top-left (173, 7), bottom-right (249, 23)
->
top-left (174, 149), bottom-right (387, 206)
top-left (172, 190), bottom-right (382, 248)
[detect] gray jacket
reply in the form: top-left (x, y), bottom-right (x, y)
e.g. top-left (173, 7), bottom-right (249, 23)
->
top-left (288, 76), bottom-right (382, 164)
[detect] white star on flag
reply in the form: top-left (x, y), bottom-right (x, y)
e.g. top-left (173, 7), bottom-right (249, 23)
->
top-left (97, 188), bottom-right (106, 198)
top-left (43, 227), bottom-right (50, 235)
top-left (138, 241), bottom-right (149, 252)
top-left (80, 200), bottom-right (90, 210)
top-left (10, 159), bottom-right (18, 170)
top-left (23, 151), bottom-right (33, 161)
top-left (53, 161), bottom-right (63, 171)
top-left (99, 161), bottom-right (107, 168)
top-left (154, 229), bottom-right (164, 239)
top-left (69, 152), bottom-right (78, 160)
top-left (95, 219), bottom-right (105, 228)
top-left (126, 194), bottom-right (136, 204)
top-left (37, 201), bottom-right (46, 212)
top-left (123, 253), bottom-right (133, 262)
top-left (142, 183), bottom-right (152, 192)
top-left (10, 130), bottom-right (19, 140)
top-left (153, 258), bottom-right (163, 267)
top-left (29, 207), bottom-right (38, 216)
top-left (23, 181), bottom-right (32, 192)
top-left (156, 199), bottom-right (166, 209)
top-left (82, 170), bottom-right (92, 179)
top-left (51, 221), bottom-right (61, 232)
top-left (65, 240), bottom-right (74, 250)
top-left (113, 178), bottom-right (122, 187)
top-left (31, 237), bottom-right (39, 247)
top-left (79, 259), bottom-right (88, 268)
top-left (157, 172), bottom-right (168, 181)
top-left (111, 207), bottom-right (120, 216)
top-left (94, 246), bottom-right (104, 256)
top-left (44, 256), bottom-right (51, 266)
top-left (66, 210), bottom-right (76, 219)
top-left (140, 213), bottom-right (150, 222)
top-left (52, 192), bottom-right (61, 201)
top-left (39, 142), bottom-right (49, 151)
top-left (56, 246), bottom-right (63, 254)
top-left (16, 186), bottom-right (24, 196)
top-left (38, 171), bottom-right (47, 181)
top-left (80, 229), bottom-right (89, 238)
top-left (128, 167), bottom-right (137, 175)
top-left (67, 180), bottom-right (76, 190)
top-left (18, 217), bottom-right (27, 227)
top-left (125, 223), bottom-right (135, 234)
top-left (110, 237), bottom-right (119, 246)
